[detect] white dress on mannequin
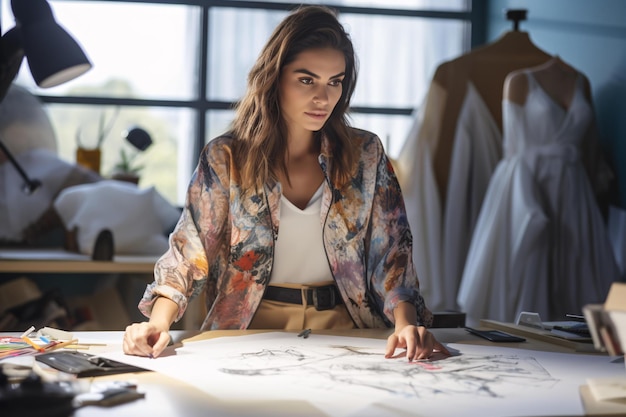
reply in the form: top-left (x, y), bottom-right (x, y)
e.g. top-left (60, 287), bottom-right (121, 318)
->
top-left (457, 70), bottom-right (620, 325)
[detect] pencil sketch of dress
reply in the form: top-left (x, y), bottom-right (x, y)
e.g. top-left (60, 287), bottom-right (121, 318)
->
top-left (457, 71), bottom-right (620, 325)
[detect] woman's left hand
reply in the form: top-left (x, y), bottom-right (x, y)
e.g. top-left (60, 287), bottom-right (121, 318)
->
top-left (385, 324), bottom-right (451, 361)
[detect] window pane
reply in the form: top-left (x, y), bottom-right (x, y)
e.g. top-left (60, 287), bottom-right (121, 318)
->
top-left (5, 1), bottom-right (201, 100)
top-left (47, 104), bottom-right (194, 204)
top-left (206, 110), bottom-right (236, 144)
top-left (343, 13), bottom-right (468, 108)
top-left (349, 113), bottom-right (415, 158)
top-left (207, 7), bottom-right (467, 109)
top-left (208, 8), bottom-right (287, 101)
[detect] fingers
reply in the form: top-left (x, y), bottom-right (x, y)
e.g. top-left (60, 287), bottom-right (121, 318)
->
top-left (434, 340), bottom-right (452, 356)
top-left (405, 332), bottom-right (418, 361)
top-left (410, 327), bottom-right (433, 361)
top-left (386, 325), bottom-right (448, 362)
top-left (123, 322), bottom-right (166, 357)
top-left (122, 323), bottom-right (151, 357)
top-left (412, 333), bottom-right (453, 360)
top-left (386, 326), bottom-right (423, 361)
top-left (385, 334), bottom-right (400, 358)
top-left (151, 331), bottom-right (172, 358)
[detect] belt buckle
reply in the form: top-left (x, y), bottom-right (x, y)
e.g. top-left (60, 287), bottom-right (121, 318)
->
top-left (312, 286), bottom-right (336, 311)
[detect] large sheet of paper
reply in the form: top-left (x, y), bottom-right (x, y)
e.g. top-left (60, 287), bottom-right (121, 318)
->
top-left (103, 332), bottom-right (624, 417)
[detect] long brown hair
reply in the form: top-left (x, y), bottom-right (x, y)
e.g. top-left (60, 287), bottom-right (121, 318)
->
top-left (231, 5), bottom-right (358, 192)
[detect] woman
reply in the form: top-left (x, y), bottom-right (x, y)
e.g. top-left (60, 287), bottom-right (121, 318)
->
top-left (123, 5), bottom-right (449, 362)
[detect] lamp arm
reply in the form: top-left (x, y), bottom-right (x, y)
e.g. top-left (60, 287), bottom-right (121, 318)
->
top-left (0, 140), bottom-right (42, 194)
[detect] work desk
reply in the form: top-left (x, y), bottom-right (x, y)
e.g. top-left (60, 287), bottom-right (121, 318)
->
top-left (5, 328), bottom-right (622, 417)
top-left (0, 248), bottom-right (157, 274)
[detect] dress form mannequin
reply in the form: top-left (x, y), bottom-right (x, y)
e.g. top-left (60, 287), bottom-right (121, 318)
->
top-left (432, 29), bottom-right (552, 198)
top-left (396, 10), bottom-right (553, 311)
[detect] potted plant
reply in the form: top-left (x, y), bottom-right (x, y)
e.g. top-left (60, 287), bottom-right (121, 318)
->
top-left (111, 147), bottom-right (143, 184)
top-left (75, 108), bottom-right (119, 175)
top-left (111, 127), bottom-right (152, 184)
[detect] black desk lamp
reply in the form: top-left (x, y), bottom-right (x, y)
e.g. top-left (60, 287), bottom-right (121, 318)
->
top-left (0, 140), bottom-right (42, 194)
top-left (0, 0), bottom-right (92, 194)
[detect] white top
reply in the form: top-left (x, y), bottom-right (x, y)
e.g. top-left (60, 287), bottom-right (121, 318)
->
top-left (270, 184), bottom-right (333, 284)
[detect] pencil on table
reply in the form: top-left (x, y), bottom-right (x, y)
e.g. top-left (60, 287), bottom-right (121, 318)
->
top-left (64, 343), bottom-right (107, 349)
top-left (44, 339), bottom-right (79, 352)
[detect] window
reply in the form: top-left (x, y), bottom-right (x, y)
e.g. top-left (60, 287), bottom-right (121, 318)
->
top-left (1, 0), bottom-right (474, 205)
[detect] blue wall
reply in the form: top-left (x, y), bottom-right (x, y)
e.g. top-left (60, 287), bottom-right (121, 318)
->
top-left (486, 0), bottom-right (626, 208)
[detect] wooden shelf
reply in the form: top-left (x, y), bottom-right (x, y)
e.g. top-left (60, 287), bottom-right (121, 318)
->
top-left (0, 248), bottom-right (157, 274)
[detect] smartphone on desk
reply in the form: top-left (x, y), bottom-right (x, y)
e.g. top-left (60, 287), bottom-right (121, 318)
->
top-left (465, 327), bottom-right (526, 343)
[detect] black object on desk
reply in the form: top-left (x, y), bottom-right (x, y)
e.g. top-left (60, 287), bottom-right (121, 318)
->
top-left (1, 364), bottom-right (145, 417)
top-left (0, 370), bottom-right (75, 417)
top-left (551, 322), bottom-right (591, 337)
top-left (36, 351), bottom-right (147, 377)
top-left (465, 327), bottom-right (526, 343)
top-left (91, 229), bottom-right (114, 261)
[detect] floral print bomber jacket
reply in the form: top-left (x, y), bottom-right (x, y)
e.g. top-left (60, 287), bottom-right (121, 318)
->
top-left (138, 128), bottom-right (433, 330)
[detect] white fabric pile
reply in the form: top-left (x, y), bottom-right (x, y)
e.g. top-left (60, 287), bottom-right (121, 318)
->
top-left (54, 180), bottom-right (180, 256)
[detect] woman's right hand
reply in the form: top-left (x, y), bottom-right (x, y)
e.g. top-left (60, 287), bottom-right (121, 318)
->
top-left (123, 321), bottom-right (171, 358)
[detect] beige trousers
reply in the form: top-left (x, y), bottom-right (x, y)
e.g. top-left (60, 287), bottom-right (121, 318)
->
top-left (248, 281), bottom-right (355, 331)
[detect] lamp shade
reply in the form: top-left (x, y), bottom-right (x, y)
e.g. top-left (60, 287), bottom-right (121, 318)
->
top-left (0, 27), bottom-right (24, 101)
top-left (11, 0), bottom-right (92, 88)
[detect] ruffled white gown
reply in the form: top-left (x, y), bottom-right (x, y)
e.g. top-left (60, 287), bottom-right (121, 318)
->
top-left (457, 71), bottom-right (620, 325)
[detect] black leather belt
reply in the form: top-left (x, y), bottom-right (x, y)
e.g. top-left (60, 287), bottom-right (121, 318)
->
top-left (263, 285), bottom-right (343, 311)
